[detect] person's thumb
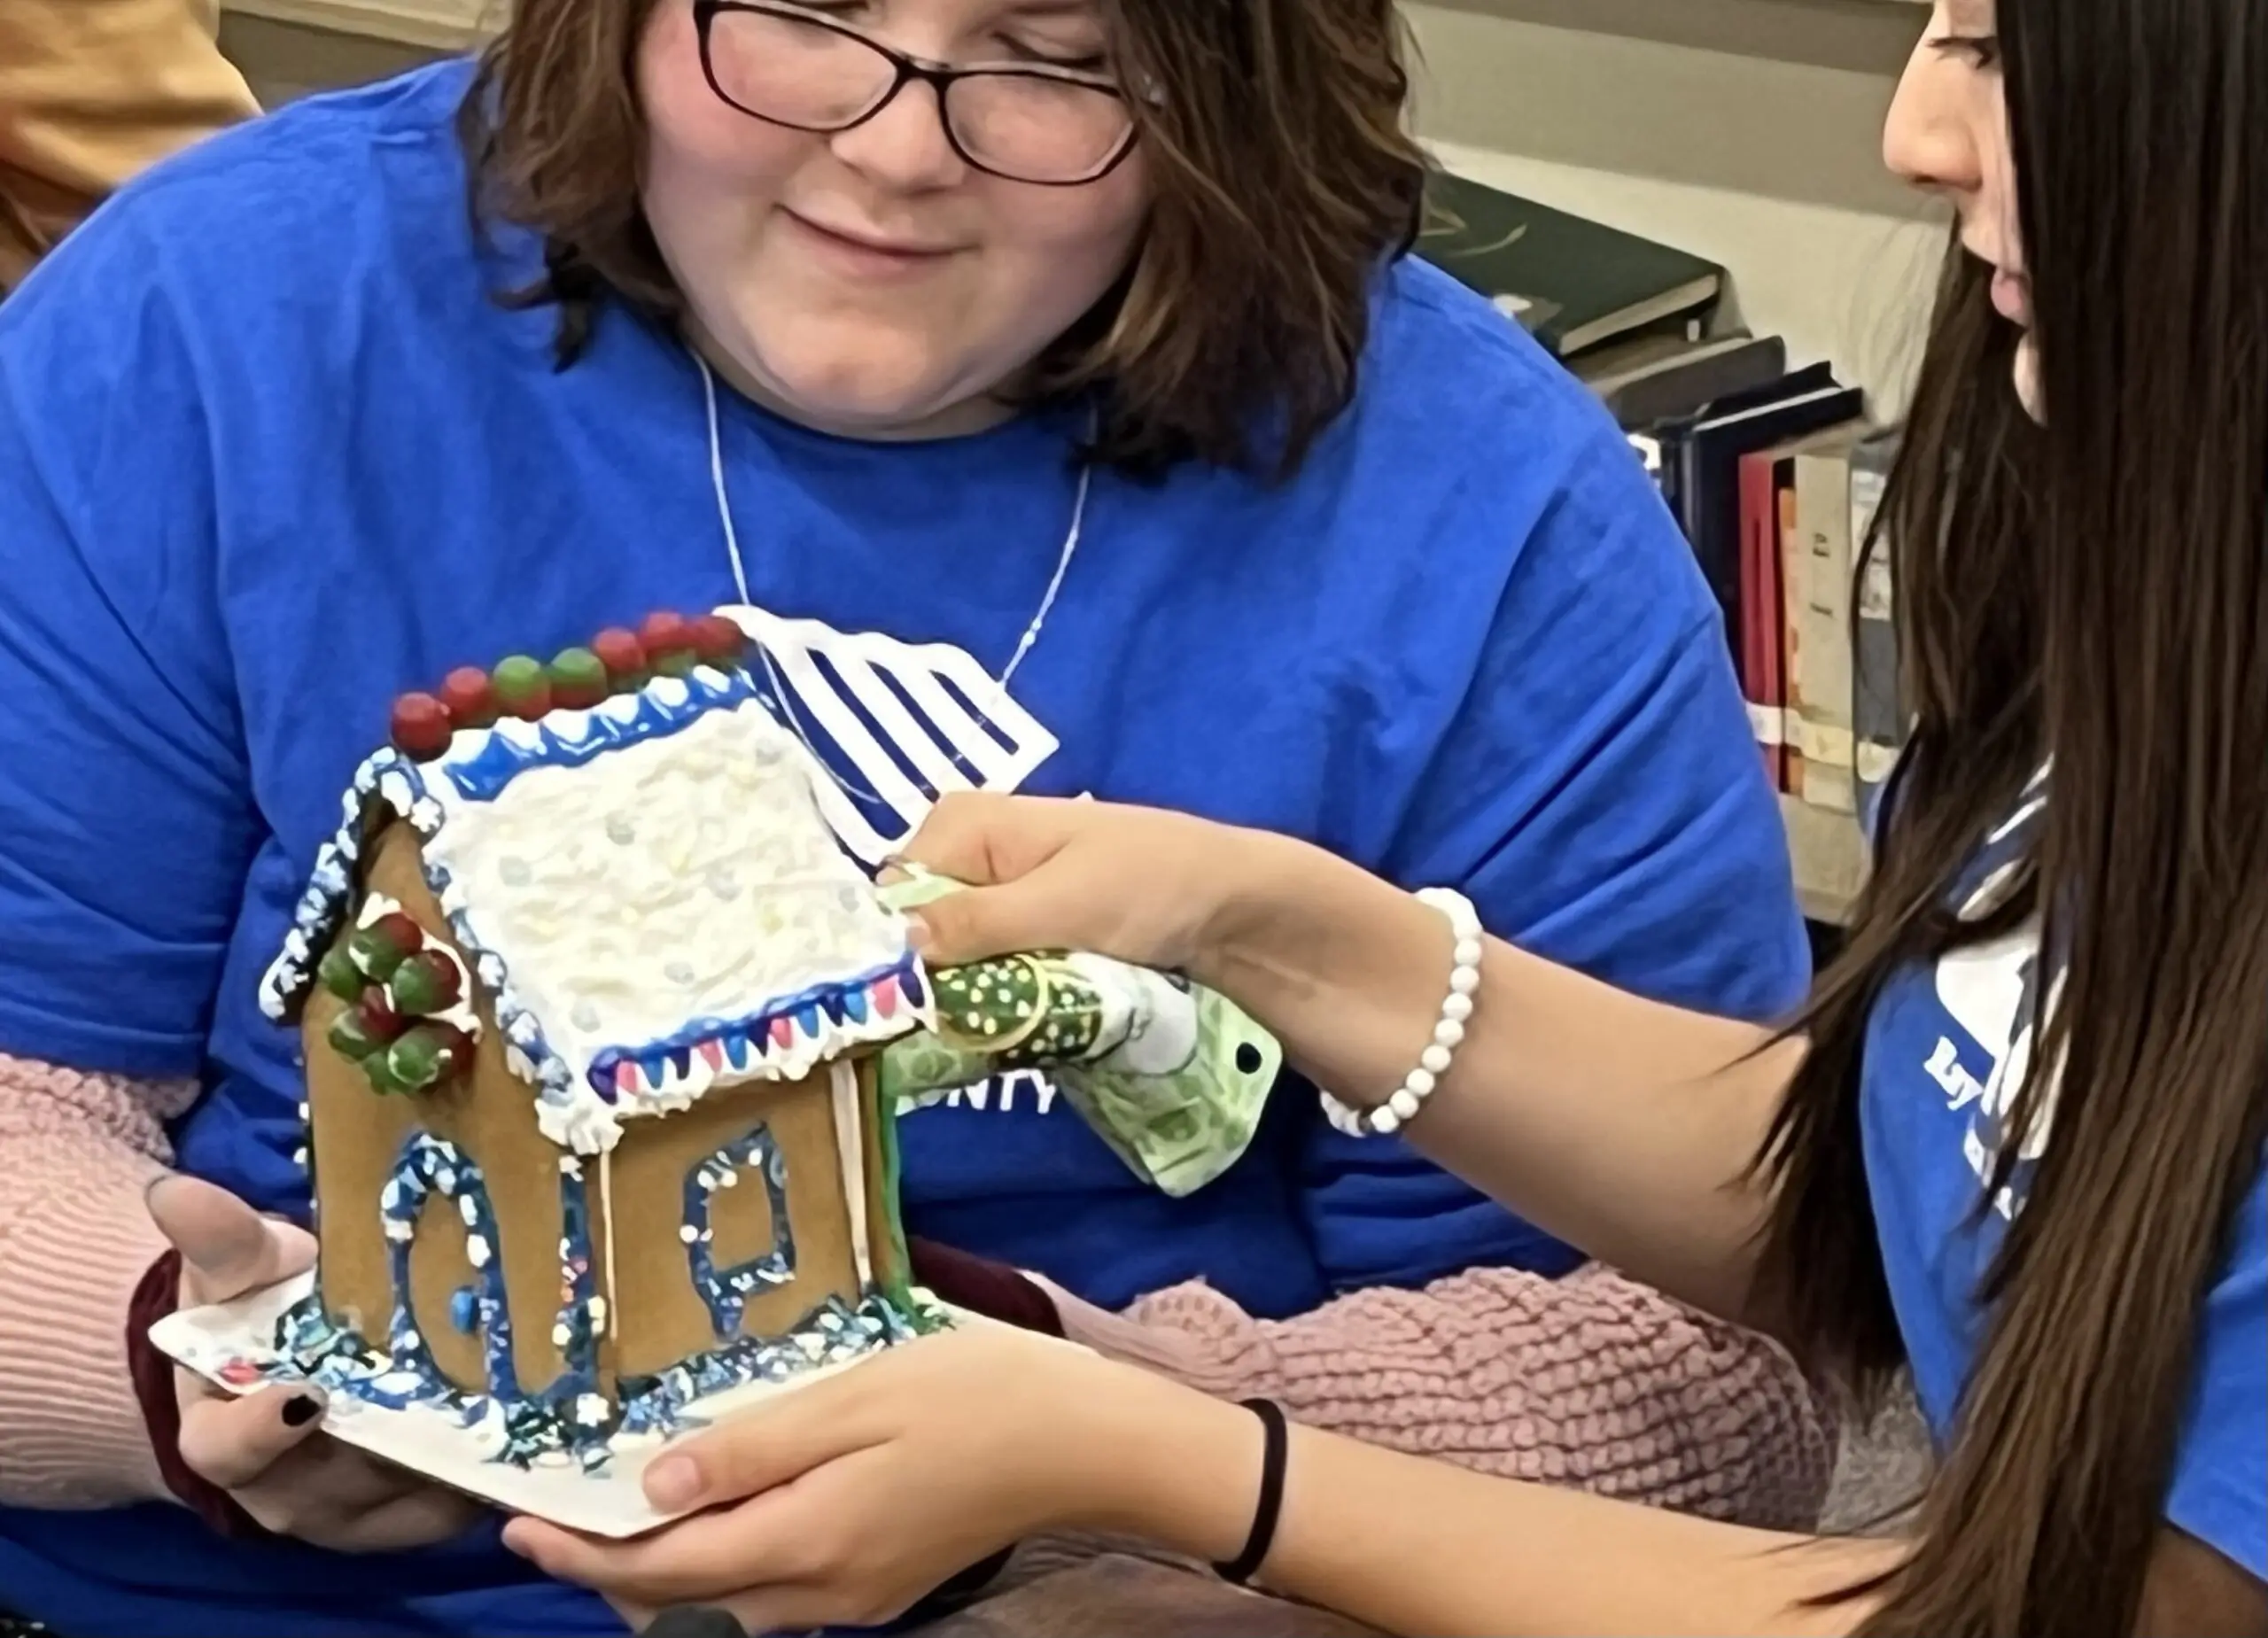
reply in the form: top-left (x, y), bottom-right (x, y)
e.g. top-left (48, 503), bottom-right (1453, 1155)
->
top-left (642, 1378), bottom-right (873, 1514)
top-left (176, 1383), bottom-right (329, 1490)
top-left (147, 1175), bottom-right (316, 1307)
top-left (904, 878), bottom-right (1069, 967)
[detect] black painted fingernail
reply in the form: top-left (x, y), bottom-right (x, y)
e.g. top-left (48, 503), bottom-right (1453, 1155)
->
top-left (281, 1393), bottom-right (323, 1427)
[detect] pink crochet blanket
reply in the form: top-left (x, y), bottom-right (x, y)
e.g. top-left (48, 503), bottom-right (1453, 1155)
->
top-left (0, 1050), bottom-right (1833, 1530)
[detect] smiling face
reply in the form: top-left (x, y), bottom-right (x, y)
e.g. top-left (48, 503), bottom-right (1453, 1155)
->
top-left (635, 0), bottom-right (1153, 440)
top-left (1884, 0), bottom-right (2038, 417)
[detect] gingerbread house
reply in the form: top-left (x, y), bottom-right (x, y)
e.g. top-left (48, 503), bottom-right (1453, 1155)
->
top-left (259, 612), bottom-right (940, 1469)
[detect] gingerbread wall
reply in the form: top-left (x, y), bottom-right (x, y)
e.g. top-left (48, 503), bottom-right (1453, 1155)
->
top-left (305, 821), bottom-right (572, 1401)
top-left (600, 1072), bottom-right (862, 1381)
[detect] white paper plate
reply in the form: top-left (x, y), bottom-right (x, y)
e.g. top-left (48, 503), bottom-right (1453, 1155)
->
top-left (150, 1272), bottom-right (1052, 1538)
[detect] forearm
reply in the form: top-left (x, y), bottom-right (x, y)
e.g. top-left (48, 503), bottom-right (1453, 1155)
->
top-left (0, 1051), bottom-right (193, 1507)
top-left (1085, 1367), bottom-right (1895, 1638)
top-left (1197, 834), bottom-right (1802, 1324)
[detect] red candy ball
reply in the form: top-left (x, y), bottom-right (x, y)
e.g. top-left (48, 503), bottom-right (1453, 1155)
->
top-left (592, 627), bottom-right (647, 683)
top-left (359, 989), bottom-right (409, 1044)
top-left (439, 666), bottom-right (498, 729)
top-left (689, 614), bottom-right (748, 664)
top-left (370, 911), bottom-right (424, 958)
top-left (426, 1021), bottom-right (478, 1082)
top-left (389, 693), bottom-right (454, 761)
top-left (638, 611), bottom-right (692, 656)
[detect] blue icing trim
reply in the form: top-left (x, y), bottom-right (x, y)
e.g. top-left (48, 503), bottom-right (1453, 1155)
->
top-left (552, 1156), bottom-right (605, 1390)
top-left (683, 1126), bottom-right (798, 1339)
top-left (271, 1128), bottom-right (934, 1473)
top-left (615, 1291), bottom-right (930, 1440)
top-left (443, 668), bottom-right (760, 803)
top-left (585, 951), bottom-right (922, 1098)
top-left (259, 746), bottom-right (425, 1020)
top-left (534, 1156), bottom-right (612, 1469)
top-left (274, 1133), bottom-right (619, 1471)
top-left (380, 1134), bottom-right (518, 1404)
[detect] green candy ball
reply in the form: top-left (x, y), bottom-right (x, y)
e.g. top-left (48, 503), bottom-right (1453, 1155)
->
top-left (548, 646), bottom-right (608, 693)
top-left (384, 1027), bottom-right (445, 1091)
top-left (492, 654), bottom-right (548, 703)
top-left (328, 1009), bottom-right (383, 1060)
top-left (317, 944), bottom-right (366, 1003)
top-left (388, 951), bottom-right (460, 1015)
top-left (348, 926), bottom-right (407, 982)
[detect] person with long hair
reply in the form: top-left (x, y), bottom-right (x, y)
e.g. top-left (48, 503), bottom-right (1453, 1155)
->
top-left (503, 1), bottom-right (2268, 1633)
top-left (0, 0), bottom-right (1823, 1633)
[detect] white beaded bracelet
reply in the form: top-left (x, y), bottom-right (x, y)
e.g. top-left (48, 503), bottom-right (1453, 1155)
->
top-left (1319, 887), bottom-right (1482, 1138)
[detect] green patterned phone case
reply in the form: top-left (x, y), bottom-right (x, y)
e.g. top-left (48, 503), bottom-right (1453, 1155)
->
top-left (874, 870), bottom-right (1281, 1197)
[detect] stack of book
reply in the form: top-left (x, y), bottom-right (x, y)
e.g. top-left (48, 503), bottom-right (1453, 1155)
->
top-left (1413, 167), bottom-right (1787, 427)
top-left (1414, 168), bottom-right (1904, 927)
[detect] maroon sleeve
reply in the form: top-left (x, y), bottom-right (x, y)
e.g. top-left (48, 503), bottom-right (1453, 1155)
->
top-left (905, 1237), bottom-right (1065, 1337)
top-left (125, 1247), bottom-right (277, 1541)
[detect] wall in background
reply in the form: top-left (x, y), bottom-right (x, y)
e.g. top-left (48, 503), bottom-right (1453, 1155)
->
top-left (218, 11), bottom-right (439, 104)
top-left (1401, 0), bottom-right (1947, 414)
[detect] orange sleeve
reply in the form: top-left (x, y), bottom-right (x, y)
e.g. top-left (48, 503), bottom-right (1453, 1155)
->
top-left (0, 0), bottom-right (259, 288)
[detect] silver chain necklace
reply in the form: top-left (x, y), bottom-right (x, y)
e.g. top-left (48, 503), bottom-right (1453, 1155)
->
top-left (698, 350), bottom-right (1091, 689)
top-left (695, 351), bottom-right (1093, 809)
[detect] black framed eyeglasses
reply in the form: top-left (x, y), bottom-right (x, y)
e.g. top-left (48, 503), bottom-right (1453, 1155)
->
top-left (692, 0), bottom-right (1140, 187)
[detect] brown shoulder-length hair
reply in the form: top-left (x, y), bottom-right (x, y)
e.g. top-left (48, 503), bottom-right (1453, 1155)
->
top-left (455, 0), bottom-right (1426, 479)
top-left (1752, 0), bottom-right (2268, 1634)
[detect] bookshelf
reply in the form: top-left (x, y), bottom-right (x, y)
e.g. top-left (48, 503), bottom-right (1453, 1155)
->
top-left (216, 0), bottom-right (1910, 925)
top-left (1404, 0), bottom-right (1940, 409)
top-left (1399, 0), bottom-right (1927, 927)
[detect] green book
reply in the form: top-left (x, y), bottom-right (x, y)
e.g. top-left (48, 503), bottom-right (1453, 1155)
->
top-left (1414, 168), bottom-right (1724, 359)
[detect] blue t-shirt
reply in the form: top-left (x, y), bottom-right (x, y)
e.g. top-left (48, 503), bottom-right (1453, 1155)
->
top-left (1863, 772), bottom-right (2268, 1588)
top-left (0, 64), bottom-right (1806, 1638)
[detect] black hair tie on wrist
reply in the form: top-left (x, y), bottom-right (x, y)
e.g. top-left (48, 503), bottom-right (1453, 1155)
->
top-left (1214, 1397), bottom-right (1289, 1586)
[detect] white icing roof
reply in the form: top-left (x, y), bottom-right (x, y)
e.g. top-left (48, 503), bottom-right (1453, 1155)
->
top-left (262, 668), bottom-right (930, 1153)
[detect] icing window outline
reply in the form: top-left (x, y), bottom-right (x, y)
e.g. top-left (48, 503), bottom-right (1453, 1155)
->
top-left (683, 1124), bottom-right (799, 1340)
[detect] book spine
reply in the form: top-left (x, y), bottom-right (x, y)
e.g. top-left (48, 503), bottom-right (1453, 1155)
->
top-left (1737, 449), bottom-right (1784, 785)
top-left (1777, 467), bottom-right (1806, 796)
top-left (1851, 433), bottom-right (1903, 819)
top-left (1795, 446), bottom-right (1859, 813)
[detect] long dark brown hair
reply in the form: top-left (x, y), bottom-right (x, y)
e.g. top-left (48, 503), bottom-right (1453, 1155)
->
top-left (1754, 0), bottom-right (2268, 1633)
top-left (453, 0), bottom-right (1425, 479)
